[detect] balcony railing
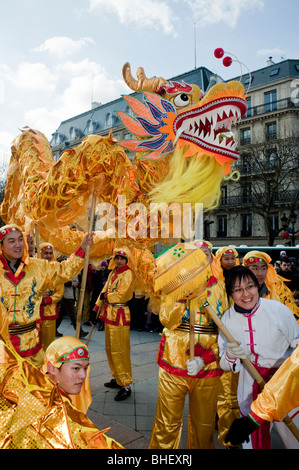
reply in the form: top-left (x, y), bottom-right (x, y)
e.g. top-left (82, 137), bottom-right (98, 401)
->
top-left (242, 98), bottom-right (299, 120)
top-left (219, 189), bottom-right (298, 207)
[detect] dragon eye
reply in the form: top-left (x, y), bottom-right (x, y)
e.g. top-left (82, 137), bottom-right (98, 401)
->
top-left (173, 93), bottom-right (191, 108)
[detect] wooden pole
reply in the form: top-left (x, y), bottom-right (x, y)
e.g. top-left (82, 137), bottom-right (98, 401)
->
top-left (188, 299), bottom-right (195, 361)
top-left (75, 190), bottom-right (97, 339)
top-left (35, 224), bottom-right (40, 258)
top-left (85, 300), bottom-right (103, 346)
top-left (203, 301), bottom-right (299, 442)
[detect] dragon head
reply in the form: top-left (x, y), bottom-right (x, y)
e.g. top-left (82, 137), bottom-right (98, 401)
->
top-left (117, 62), bottom-right (247, 175)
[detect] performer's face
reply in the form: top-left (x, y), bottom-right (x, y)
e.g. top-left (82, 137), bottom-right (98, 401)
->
top-left (48, 360), bottom-right (89, 395)
top-left (248, 262), bottom-right (267, 286)
top-left (231, 276), bottom-right (259, 310)
top-left (199, 247), bottom-right (212, 264)
top-left (221, 253), bottom-right (236, 270)
top-left (114, 255), bottom-right (127, 267)
top-left (41, 248), bottom-right (54, 262)
top-left (27, 238), bottom-right (35, 256)
top-left (1, 232), bottom-right (25, 263)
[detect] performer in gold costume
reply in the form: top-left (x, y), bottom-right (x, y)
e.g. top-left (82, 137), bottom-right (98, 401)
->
top-left (93, 247), bottom-right (135, 401)
top-left (243, 250), bottom-right (299, 319)
top-left (225, 345), bottom-right (299, 449)
top-left (149, 241), bottom-right (228, 449)
top-left (0, 336), bottom-right (122, 449)
top-left (212, 246), bottom-right (240, 282)
top-left (39, 242), bottom-right (64, 351)
top-left (0, 224), bottom-right (93, 369)
top-left (211, 246), bottom-right (241, 447)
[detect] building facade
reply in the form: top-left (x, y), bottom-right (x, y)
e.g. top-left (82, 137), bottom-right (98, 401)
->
top-left (50, 59), bottom-right (299, 247)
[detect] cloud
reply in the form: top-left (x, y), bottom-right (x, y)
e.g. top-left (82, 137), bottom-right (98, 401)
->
top-left (186, 0), bottom-right (264, 28)
top-left (33, 36), bottom-right (95, 61)
top-left (88, 0), bottom-right (178, 36)
top-left (3, 62), bottom-right (57, 91)
top-left (257, 48), bottom-right (285, 59)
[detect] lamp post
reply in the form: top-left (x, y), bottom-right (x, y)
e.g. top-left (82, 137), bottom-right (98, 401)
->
top-left (289, 211), bottom-right (298, 246)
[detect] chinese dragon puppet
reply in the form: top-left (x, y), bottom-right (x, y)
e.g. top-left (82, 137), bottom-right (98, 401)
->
top-left (0, 53), bottom-right (247, 290)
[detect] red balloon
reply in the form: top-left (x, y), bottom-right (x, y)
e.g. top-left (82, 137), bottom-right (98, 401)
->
top-left (223, 56), bottom-right (233, 67)
top-left (214, 48), bottom-right (224, 59)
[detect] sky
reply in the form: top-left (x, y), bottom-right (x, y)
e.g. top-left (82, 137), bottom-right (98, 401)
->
top-left (0, 0), bottom-right (298, 171)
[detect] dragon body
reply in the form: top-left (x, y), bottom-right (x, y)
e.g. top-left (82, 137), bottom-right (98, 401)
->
top-left (1, 62), bottom-right (247, 287)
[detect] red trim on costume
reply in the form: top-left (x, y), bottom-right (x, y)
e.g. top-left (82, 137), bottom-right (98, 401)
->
top-left (75, 246), bottom-right (86, 258)
top-left (99, 304), bottom-right (130, 326)
top-left (193, 342), bottom-right (217, 365)
top-left (111, 264), bottom-right (130, 283)
top-left (157, 334), bottom-right (222, 379)
top-left (0, 254), bottom-right (26, 285)
top-left (248, 411), bottom-right (264, 426)
top-left (9, 324), bottom-right (42, 358)
top-left (40, 303), bottom-right (59, 321)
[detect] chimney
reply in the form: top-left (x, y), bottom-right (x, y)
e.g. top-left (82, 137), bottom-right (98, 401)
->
top-left (91, 101), bottom-right (101, 109)
top-left (267, 57), bottom-right (275, 66)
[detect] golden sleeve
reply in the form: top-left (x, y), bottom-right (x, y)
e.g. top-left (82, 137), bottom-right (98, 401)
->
top-left (250, 346), bottom-right (299, 423)
top-left (44, 247), bottom-right (85, 287)
top-left (159, 294), bottom-right (186, 330)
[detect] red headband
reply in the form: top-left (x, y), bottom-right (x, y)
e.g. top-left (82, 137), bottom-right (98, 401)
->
top-left (194, 241), bottom-right (212, 252)
top-left (57, 346), bottom-right (89, 363)
top-left (223, 249), bottom-right (235, 255)
top-left (115, 250), bottom-right (127, 258)
top-left (0, 227), bottom-right (22, 243)
top-left (42, 245), bottom-right (53, 250)
top-left (244, 256), bottom-right (266, 265)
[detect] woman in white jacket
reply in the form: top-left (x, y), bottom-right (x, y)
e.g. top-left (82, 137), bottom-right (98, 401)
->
top-left (218, 266), bottom-right (299, 449)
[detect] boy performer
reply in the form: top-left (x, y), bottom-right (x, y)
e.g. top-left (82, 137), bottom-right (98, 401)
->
top-left (0, 224), bottom-right (93, 369)
top-left (93, 247), bottom-right (134, 401)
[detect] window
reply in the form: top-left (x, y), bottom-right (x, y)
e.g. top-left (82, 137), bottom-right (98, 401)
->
top-left (269, 213), bottom-right (279, 231)
top-left (86, 119), bottom-right (97, 134)
top-left (240, 128), bottom-right (251, 145)
top-left (266, 122), bottom-right (277, 140)
top-left (264, 90), bottom-right (277, 112)
top-left (241, 154), bottom-right (250, 174)
top-left (105, 113), bottom-right (113, 128)
top-left (241, 213), bottom-right (252, 237)
top-left (244, 97), bottom-right (252, 117)
top-left (217, 216), bottom-right (227, 237)
top-left (220, 185), bottom-right (227, 205)
top-left (242, 183), bottom-right (251, 204)
top-left (270, 68), bottom-right (280, 77)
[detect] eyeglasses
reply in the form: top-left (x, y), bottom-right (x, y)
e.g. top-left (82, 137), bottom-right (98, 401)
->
top-left (232, 283), bottom-right (257, 294)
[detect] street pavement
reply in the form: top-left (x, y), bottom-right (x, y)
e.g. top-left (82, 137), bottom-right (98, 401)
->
top-left (57, 317), bottom-right (285, 451)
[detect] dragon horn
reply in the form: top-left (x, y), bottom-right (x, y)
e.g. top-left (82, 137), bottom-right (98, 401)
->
top-left (122, 62), bottom-right (168, 93)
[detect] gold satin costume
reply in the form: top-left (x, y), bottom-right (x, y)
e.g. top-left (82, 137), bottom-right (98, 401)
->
top-left (0, 225), bottom-right (87, 369)
top-left (39, 243), bottom-right (64, 351)
top-left (243, 251), bottom-right (299, 319)
top-left (249, 345), bottom-right (299, 424)
top-left (211, 246), bottom-right (241, 447)
top-left (0, 338), bottom-right (122, 449)
top-left (94, 248), bottom-right (135, 387)
top-left (149, 274), bottom-right (227, 449)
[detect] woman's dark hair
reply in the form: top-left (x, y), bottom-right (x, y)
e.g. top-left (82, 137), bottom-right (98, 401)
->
top-left (225, 265), bottom-right (259, 298)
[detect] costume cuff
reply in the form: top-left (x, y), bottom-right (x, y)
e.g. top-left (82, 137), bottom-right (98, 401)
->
top-left (248, 411), bottom-right (264, 427)
top-left (44, 297), bottom-right (52, 305)
top-left (194, 343), bottom-right (216, 365)
top-left (75, 246), bottom-right (86, 258)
